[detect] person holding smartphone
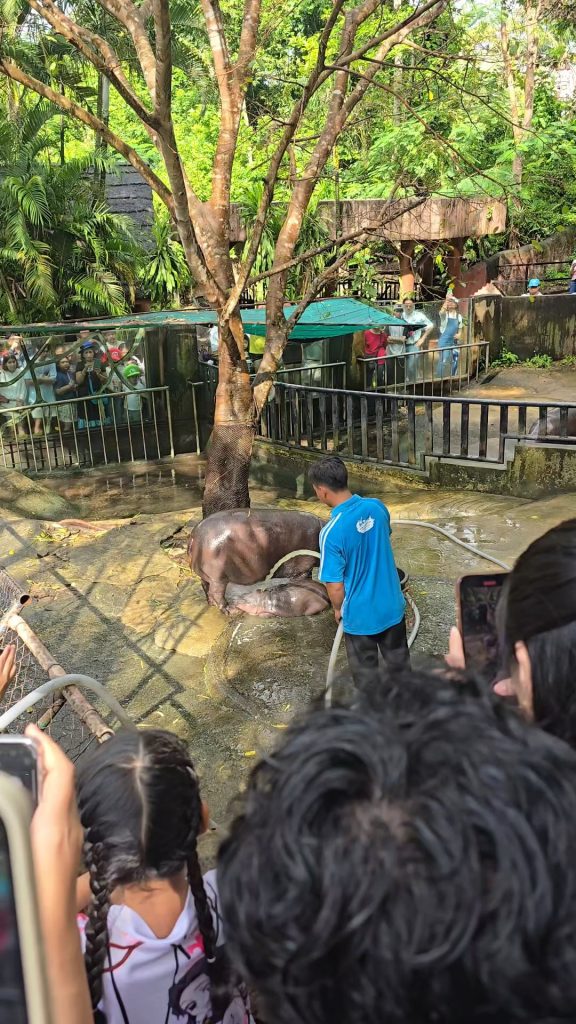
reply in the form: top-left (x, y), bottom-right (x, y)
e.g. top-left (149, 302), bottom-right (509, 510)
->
top-left (75, 342), bottom-right (108, 430)
top-left (447, 517), bottom-right (576, 744)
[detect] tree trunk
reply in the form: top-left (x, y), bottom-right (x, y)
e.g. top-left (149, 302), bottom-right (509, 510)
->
top-left (202, 312), bottom-right (254, 517)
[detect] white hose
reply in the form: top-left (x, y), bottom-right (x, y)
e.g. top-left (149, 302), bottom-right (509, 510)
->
top-left (265, 549), bottom-right (321, 580)
top-left (0, 674), bottom-right (134, 732)
top-left (324, 519), bottom-right (510, 707)
top-left (392, 520), bottom-right (511, 572)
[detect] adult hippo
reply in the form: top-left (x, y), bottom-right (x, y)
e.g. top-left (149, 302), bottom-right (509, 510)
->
top-left (529, 407), bottom-right (576, 439)
top-left (188, 509), bottom-right (324, 612)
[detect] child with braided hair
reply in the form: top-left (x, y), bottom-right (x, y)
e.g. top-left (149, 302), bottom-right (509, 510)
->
top-left (75, 728), bottom-right (251, 1024)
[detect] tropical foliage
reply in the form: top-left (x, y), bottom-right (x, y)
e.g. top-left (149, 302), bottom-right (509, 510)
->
top-left (138, 209), bottom-right (191, 307)
top-left (0, 100), bottom-right (140, 322)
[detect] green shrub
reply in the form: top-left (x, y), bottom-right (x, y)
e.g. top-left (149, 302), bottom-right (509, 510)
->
top-left (491, 347), bottom-right (520, 369)
top-left (524, 354), bottom-right (553, 368)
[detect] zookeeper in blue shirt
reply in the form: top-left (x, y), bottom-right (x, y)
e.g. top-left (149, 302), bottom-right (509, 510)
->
top-left (309, 455), bottom-right (409, 686)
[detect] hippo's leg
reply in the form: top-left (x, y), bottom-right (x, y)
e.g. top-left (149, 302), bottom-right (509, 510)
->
top-left (203, 579), bottom-right (229, 613)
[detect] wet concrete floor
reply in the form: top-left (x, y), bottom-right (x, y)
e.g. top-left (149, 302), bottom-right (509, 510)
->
top-left (2, 455), bottom-right (575, 854)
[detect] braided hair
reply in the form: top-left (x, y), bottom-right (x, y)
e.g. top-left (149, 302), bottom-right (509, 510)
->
top-left (77, 728), bottom-right (219, 1014)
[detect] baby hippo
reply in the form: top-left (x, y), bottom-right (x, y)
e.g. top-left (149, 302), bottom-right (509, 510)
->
top-left (228, 579), bottom-right (331, 618)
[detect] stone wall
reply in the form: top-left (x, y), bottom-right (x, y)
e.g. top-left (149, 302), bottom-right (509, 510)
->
top-left (473, 293), bottom-right (576, 359)
top-left (251, 439), bottom-right (576, 500)
top-left (429, 444), bottom-right (576, 499)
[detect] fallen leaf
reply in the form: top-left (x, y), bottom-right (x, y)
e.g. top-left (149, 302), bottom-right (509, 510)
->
top-left (244, 750), bottom-right (256, 757)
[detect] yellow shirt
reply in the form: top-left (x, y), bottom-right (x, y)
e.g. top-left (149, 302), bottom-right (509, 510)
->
top-left (248, 334), bottom-right (265, 355)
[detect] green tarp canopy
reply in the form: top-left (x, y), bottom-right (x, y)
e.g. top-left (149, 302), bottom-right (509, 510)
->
top-left (0, 298), bottom-right (404, 340)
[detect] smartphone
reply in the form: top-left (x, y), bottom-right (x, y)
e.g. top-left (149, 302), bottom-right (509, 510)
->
top-left (0, 773), bottom-right (52, 1023)
top-left (0, 738), bottom-right (39, 808)
top-left (456, 572), bottom-right (508, 679)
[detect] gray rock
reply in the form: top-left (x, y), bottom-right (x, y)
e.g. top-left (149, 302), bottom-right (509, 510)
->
top-left (0, 468), bottom-right (78, 521)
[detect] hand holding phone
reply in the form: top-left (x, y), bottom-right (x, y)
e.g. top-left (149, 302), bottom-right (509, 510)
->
top-left (0, 736), bottom-right (40, 807)
top-left (456, 572), bottom-right (508, 680)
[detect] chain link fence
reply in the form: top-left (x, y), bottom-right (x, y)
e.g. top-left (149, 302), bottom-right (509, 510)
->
top-left (0, 567), bottom-right (120, 762)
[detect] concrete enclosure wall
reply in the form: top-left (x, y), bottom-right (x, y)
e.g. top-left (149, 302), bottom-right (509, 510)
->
top-left (473, 293), bottom-right (576, 360)
top-left (250, 440), bottom-right (576, 501)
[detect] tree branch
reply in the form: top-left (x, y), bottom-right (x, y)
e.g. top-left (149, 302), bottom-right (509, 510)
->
top-left (284, 197), bottom-right (428, 334)
top-left (95, 0), bottom-right (157, 101)
top-left (0, 57), bottom-right (172, 206)
top-left (236, 0), bottom-right (261, 89)
top-left (223, 0), bottom-right (350, 311)
top-left (152, 0), bottom-right (172, 122)
top-left (265, 0), bottom-right (446, 325)
top-left (28, 0), bottom-right (158, 130)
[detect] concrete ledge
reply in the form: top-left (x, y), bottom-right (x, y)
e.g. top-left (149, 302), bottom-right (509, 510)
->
top-left (429, 443), bottom-right (576, 498)
top-left (251, 440), bottom-right (576, 500)
top-left (251, 442), bottom-right (429, 498)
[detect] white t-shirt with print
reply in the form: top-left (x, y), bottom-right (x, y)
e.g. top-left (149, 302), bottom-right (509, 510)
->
top-left (78, 869), bottom-right (251, 1024)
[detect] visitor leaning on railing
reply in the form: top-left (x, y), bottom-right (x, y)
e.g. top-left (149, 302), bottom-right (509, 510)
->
top-left (0, 353), bottom-right (29, 437)
top-left (53, 356), bottom-right (78, 433)
top-left (438, 295), bottom-right (463, 377)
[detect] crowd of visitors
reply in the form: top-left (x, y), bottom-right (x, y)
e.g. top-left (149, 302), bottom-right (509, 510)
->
top-left (2, 447), bottom-right (576, 1023)
top-left (0, 329), bottom-right (148, 437)
top-left (361, 292), bottom-right (462, 390)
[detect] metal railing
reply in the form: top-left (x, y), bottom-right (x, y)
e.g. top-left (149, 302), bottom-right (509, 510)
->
top-left (257, 381), bottom-right (576, 469)
top-left (0, 385), bottom-right (176, 473)
top-left (357, 340), bottom-right (489, 396)
top-left (198, 360), bottom-right (347, 400)
top-left (498, 258), bottom-right (573, 293)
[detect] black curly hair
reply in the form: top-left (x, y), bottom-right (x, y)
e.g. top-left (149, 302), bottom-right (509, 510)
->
top-left (219, 669), bottom-right (576, 1024)
top-left (498, 517), bottom-right (576, 744)
top-left (77, 729), bottom-right (218, 1012)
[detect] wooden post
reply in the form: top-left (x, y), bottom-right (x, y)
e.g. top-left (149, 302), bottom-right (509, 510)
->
top-left (446, 237), bottom-right (467, 296)
top-left (398, 240), bottom-right (416, 299)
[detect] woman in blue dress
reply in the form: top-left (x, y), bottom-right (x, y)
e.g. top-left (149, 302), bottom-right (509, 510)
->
top-left (437, 295), bottom-right (463, 378)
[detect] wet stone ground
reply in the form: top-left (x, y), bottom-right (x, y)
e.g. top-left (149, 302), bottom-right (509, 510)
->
top-left (1, 456), bottom-right (575, 852)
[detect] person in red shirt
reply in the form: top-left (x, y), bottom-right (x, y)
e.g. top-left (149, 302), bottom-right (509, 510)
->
top-left (363, 328), bottom-right (388, 389)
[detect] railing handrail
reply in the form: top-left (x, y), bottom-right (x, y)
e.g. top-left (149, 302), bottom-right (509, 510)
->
top-left (0, 384), bottom-right (170, 415)
top-left (276, 361), bottom-right (346, 374)
top-left (357, 340), bottom-right (487, 363)
top-left (195, 361), bottom-right (345, 373)
top-left (272, 379), bottom-right (576, 410)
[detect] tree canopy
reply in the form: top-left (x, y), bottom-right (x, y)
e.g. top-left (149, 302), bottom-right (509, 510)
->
top-left (1, 0), bottom-right (575, 510)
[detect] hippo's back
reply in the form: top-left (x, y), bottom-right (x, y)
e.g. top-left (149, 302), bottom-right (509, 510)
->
top-left (188, 508), bottom-right (325, 580)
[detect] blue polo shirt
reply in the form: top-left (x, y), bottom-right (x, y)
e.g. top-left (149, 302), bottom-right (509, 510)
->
top-left (319, 495), bottom-right (405, 636)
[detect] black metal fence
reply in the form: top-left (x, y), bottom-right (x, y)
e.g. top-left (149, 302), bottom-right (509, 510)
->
top-left (0, 386), bottom-right (177, 473)
top-left (357, 340), bottom-right (489, 395)
top-left (257, 382), bottom-right (576, 470)
top-left (198, 360), bottom-right (347, 407)
top-left (498, 259), bottom-right (573, 295)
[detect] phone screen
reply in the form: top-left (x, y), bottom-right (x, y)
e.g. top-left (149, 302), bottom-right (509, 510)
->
top-left (0, 742), bottom-right (38, 808)
top-left (0, 820), bottom-right (28, 1023)
top-left (458, 573), bottom-right (508, 680)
